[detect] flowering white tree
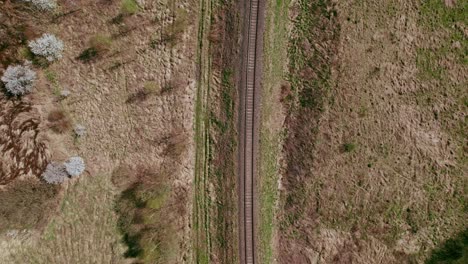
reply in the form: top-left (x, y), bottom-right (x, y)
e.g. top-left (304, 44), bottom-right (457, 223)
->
top-left (22, 0), bottom-right (57, 11)
top-left (1, 64), bottom-right (36, 95)
top-left (42, 162), bottom-right (69, 184)
top-left (29, 34), bottom-right (64, 62)
top-left (64, 156), bottom-right (85, 177)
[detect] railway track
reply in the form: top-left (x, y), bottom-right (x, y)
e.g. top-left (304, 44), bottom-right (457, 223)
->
top-left (239, 0), bottom-right (264, 263)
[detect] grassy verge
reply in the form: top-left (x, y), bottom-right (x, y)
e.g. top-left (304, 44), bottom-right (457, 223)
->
top-left (193, 0), bottom-right (213, 261)
top-left (258, 0), bottom-right (290, 262)
top-left (193, 0), bottom-right (240, 262)
top-left (280, 0), bottom-right (339, 235)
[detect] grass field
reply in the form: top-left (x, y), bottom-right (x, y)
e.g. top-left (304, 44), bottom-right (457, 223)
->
top-left (193, 0), bottom-right (241, 262)
top-left (277, 0), bottom-right (467, 263)
top-left (6, 175), bottom-right (126, 263)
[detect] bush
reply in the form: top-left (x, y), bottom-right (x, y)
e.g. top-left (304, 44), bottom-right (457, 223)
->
top-left (42, 162), bottom-right (69, 184)
top-left (64, 156), bottom-right (85, 177)
top-left (77, 48), bottom-right (98, 62)
top-left (427, 228), bottom-right (468, 264)
top-left (74, 124), bottom-right (86, 137)
top-left (1, 64), bottom-right (36, 96)
top-left (343, 143), bottom-right (356, 152)
top-left (77, 34), bottom-right (112, 62)
top-left (114, 166), bottom-right (177, 261)
top-left (28, 33), bottom-right (64, 62)
top-left (47, 109), bottom-right (71, 133)
top-left (120, 0), bottom-right (139, 15)
top-left (21, 0), bottom-right (57, 11)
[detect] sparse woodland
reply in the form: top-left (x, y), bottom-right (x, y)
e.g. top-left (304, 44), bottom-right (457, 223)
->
top-left (1, 0), bottom-right (196, 263)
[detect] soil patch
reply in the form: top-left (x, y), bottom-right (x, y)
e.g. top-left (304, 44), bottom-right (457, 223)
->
top-left (0, 97), bottom-right (49, 184)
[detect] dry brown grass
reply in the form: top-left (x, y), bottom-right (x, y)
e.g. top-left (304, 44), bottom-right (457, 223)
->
top-left (6, 174), bottom-right (127, 263)
top-left (279, 0), bottom-right (467, 263)
top-left (0, 178), bottom-right (59, 233)
top-left (0, 3), bottom-right (46, 68)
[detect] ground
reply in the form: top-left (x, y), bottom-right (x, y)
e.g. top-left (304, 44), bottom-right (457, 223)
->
top-left (277, 0), bottom-right (467, 263)
top-left (0, 0), bottom-right (466, 263)
top-left (1, 0), bottom-right (197, 263)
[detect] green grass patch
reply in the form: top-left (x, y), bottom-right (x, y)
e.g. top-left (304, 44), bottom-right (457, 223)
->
top-left (420, 0), bottom-right (467, 30)
top-left (259, 0), bottom-right (291, 262)
top-left (193, 0), bottom-right (213, 261)
top-left (416, 48), bottom-right (444, 80)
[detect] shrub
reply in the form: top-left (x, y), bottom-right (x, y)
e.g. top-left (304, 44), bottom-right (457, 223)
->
top-left (42, 162), bottom-right (69, 184)
top-left (427, 228), bottom-right (468, 264)
top-left (120, 0), bottom-right (139, 15)
top-left (77, 48), bottom-right (98, 62)
top-left (114, 166), bottom-right (177, 261)
top-left (21, 0), bottom-right (57, 11)
top-left (47, 109), bottom-right (71, 133)
top-left (74, 124), bottom-right (86, 137)
top-left (343, 142), bottom-right (356, 153)
top-left (64, 156), bottom-right (85, 177)
top-left (28, 34), bottom-right (64, 62)
top-left (126, 89), bottom-right (150, 104)
top-left (1, 64), bottom-right (36, 96)
top-left (77, 34), bottom-right (112, 62)
top-left (111, 165), bottom-right (136, 190)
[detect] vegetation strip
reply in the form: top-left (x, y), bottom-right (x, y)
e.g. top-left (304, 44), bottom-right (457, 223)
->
top-left (193, 0), bottom-right (213, 261)
top-left (258, 0), bottom-right (290, 262)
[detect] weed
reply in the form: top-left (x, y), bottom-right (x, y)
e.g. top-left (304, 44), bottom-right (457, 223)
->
top-left (44, 69), bottom-right (57, 83)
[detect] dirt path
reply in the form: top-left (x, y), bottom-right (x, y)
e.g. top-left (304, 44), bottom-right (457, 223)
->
top-left (238, 0), bottom-right (265, 263)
